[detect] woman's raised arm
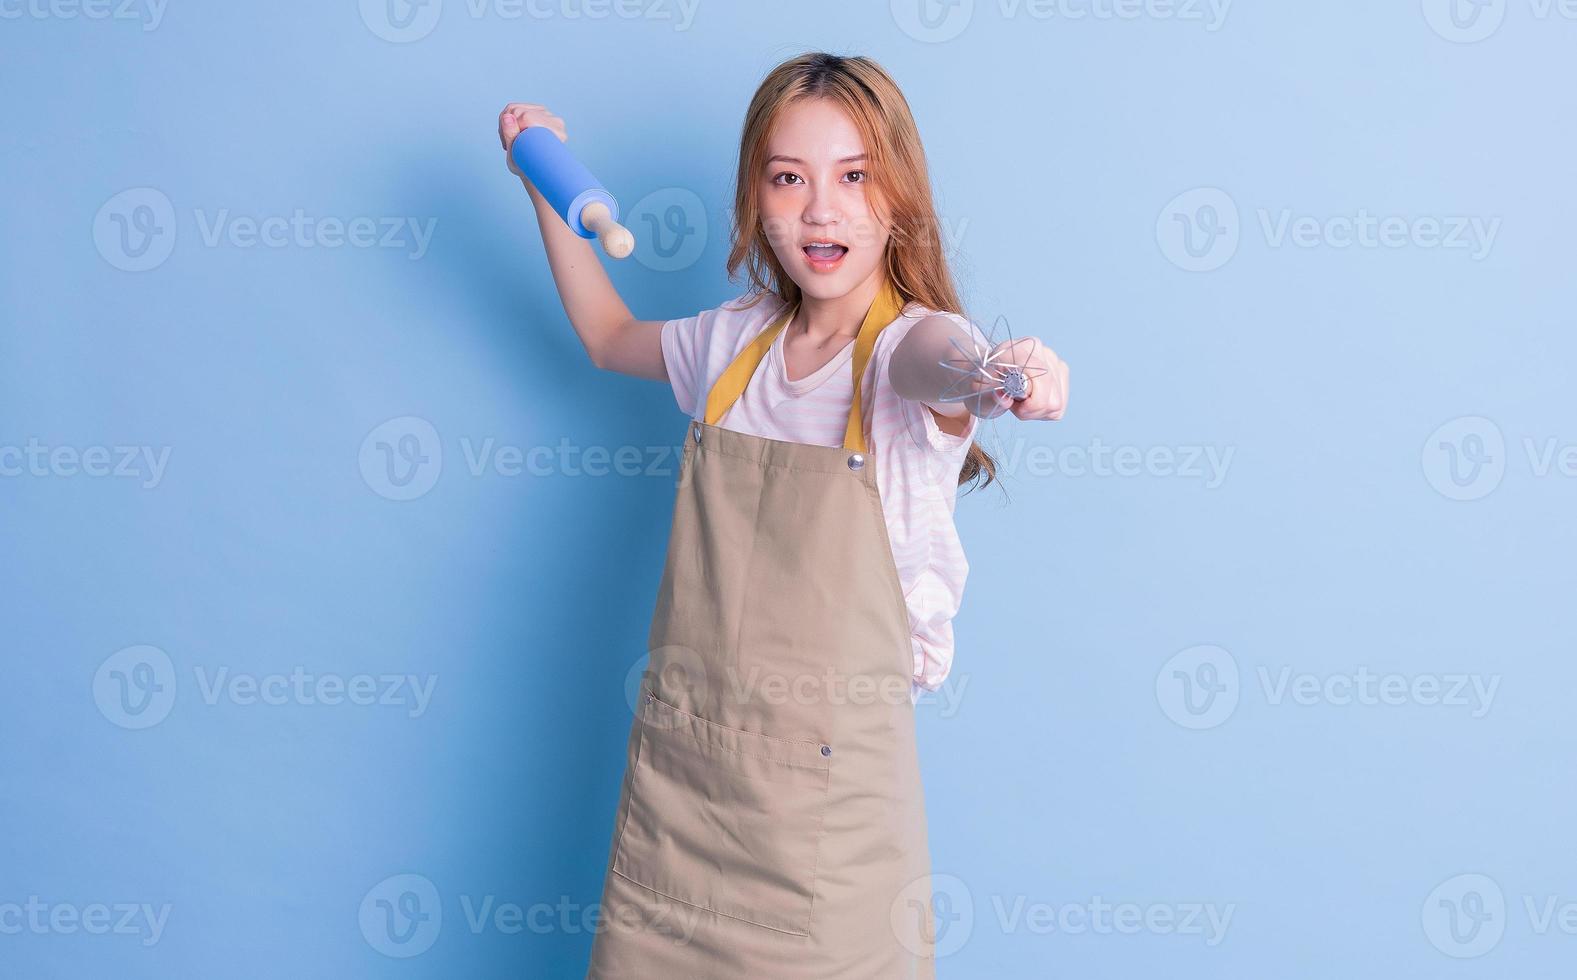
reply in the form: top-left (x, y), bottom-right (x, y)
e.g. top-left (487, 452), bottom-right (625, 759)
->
top-left (499, 103), bottom-right (668, 382)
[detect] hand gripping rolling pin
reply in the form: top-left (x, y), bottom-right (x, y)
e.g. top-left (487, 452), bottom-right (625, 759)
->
top-left (511, 126), bottom-right (635, 259)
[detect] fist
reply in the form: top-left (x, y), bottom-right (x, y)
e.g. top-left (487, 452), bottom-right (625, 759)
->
top-left (988, 336), bottom-right (1069, 422)
top-left (497, 103), bottom-right (568, 184)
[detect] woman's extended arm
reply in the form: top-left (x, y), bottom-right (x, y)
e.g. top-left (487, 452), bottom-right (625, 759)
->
top-left (890, 314), bottom-right (1070, 426)
top-left (499, 103), bottom-right (668, 382)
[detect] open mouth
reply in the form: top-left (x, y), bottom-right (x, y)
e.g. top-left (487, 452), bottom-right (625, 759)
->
top-left (802, 241), bottom-right (848, 270)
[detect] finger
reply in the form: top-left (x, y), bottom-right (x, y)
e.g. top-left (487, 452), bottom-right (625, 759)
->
top-left (543, 117), bottom-right (568, 142)
top-left (1003, 335), bottom-right (1040, 368)
top-left (1029, 343), bottom-right (1059, 374)
top-left (500, 112), bottom-right (521, 148)
top-left (513, 108), bottom-right (567, 143)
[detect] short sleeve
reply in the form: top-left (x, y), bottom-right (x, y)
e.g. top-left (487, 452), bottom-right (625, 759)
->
top-left (661, 296), bottom-right (777, 420)
top-left (660, 311), bottom-right (708, 419)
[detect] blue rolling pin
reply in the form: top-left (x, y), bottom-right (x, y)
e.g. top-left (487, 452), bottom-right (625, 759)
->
top-left (511, 126), bottom-right (634, 259)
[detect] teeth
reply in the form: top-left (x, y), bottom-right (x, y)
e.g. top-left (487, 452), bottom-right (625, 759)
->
top-left (804, 241), bottom-right (847, 264)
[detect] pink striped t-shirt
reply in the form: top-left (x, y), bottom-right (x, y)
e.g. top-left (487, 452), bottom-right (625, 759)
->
top-left (660, 291), bottom-right (990, 695)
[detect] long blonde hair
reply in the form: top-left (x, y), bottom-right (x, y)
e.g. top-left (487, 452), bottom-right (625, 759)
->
top-left (725, 52), bottom-right (997, 492)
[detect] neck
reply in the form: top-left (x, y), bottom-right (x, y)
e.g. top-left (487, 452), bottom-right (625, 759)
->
top-left (791, 269), bottom-right (884, 344)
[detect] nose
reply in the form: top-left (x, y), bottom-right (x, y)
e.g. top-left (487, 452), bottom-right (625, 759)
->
top-left (802, 180), bottom-right (841, 228)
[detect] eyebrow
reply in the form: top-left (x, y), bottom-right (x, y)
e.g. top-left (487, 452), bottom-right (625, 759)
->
top-left (765, 154), bottom-right (868, 165)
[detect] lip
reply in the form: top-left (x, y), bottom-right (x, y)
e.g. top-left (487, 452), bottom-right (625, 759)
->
top-left (801, 240), bottom-right (849, 274)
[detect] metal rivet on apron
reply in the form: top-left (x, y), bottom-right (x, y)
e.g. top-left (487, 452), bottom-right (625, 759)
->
top-left (821, 745), bottom-right (832, 757)
top-left (693, 425), bottom-right (702, 444)
top-left (846, 453), bottom-right (865, 471)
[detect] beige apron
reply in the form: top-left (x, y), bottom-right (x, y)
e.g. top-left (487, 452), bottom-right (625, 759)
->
top-left (586, 280), bottom-right (937, 979)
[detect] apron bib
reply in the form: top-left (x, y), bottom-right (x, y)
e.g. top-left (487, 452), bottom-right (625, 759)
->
top-left (586, 280), bottom-right (937, 978)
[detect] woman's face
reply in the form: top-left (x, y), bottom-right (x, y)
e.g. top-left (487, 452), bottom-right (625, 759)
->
top-left (757, 98), bottom-right (890, 302)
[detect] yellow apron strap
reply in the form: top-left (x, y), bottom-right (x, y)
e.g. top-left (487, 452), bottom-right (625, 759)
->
top-left (701, 280), bottom-right (906, 454)
top-left (842, 279), bottom-right (905, 454)
top-left (702, 302), bottom-right (797, 430)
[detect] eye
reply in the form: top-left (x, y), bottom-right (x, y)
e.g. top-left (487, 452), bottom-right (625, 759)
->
top-left (772, 172), bottom-right (804, 186)
top-left (844, 170), bottom-right (867, 184)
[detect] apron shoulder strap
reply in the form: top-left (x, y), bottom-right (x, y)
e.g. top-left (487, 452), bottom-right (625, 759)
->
top-left (701, 281), bottom-right (906, 454)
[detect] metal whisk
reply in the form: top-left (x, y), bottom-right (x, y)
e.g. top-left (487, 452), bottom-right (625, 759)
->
top-left (936, 315), bottom-right (1048, 413)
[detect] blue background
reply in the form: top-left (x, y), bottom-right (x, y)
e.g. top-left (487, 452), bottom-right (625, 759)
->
top-left (3, 1), bottom-right (1573, 976)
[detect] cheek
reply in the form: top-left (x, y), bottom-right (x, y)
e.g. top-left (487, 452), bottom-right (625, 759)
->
top-left (755, 190), bottom-right (798, 251)
top-left (846, 190), bottom-right (890, 248)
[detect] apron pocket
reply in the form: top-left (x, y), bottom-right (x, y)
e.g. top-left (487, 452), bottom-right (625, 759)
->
top-left (613, 689), bottom-right (832, 936)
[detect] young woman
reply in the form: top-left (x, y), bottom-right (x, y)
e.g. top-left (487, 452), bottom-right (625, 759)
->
top-left (499, 52), bottom-right (1067, 978)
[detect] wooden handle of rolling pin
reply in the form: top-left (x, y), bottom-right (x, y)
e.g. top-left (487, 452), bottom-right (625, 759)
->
top-left (580, 202), bottom-right (634, 259)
